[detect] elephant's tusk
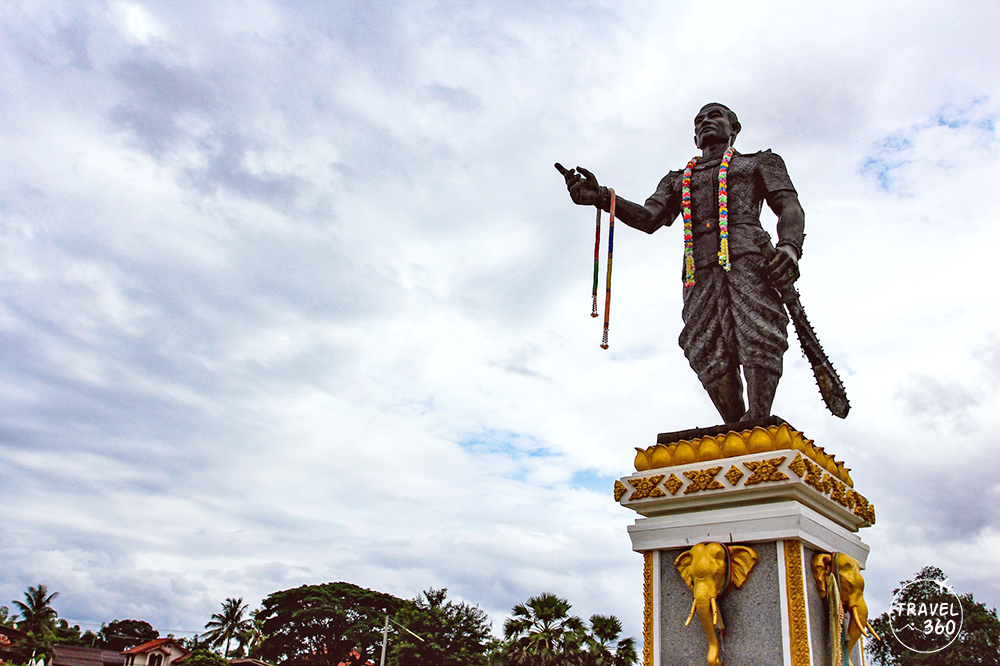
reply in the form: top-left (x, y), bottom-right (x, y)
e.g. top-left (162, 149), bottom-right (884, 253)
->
top-left (851, 606), bottom-right (868, 636)
top-left (714, 601), bottom-right (726, 631)
top-left (684, 598), bottom-right (697, 627)
top-left (710, 596), bottom-right (719, 627)
top-left (867, 622), bottom-right (882, 642)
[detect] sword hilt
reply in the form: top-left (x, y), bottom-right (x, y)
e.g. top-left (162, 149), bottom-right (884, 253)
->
top-left (757, 238), bottom-right (799, 303)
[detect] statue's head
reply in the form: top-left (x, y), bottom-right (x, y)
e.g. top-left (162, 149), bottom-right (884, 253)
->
top-left (694, 103), bottom-right (741, 149)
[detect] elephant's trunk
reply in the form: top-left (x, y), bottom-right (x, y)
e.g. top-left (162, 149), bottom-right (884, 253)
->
top-left (693, 592), bottom-right (722, 666)
top-left (846, 598), bottom-right (881, 665)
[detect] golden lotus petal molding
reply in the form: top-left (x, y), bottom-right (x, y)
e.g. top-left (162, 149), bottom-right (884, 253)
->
top-left (632, 423), bottom-right (855, 488)
top-left (617, 453), bottom-right (876, 526)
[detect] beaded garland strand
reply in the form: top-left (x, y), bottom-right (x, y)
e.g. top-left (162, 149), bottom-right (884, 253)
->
top-left (681, 145), bottom-right (735, 288)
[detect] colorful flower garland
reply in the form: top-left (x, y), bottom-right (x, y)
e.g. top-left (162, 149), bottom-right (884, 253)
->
top-left (681, 145), bottom-right (735, 288)
top-left (718, 146), bottom-right (733, 272)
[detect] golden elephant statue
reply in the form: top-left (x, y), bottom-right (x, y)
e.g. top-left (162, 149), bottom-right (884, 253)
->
top-left (811, 552), bottom-right (881, 665)
top-left (675, 542), bottom-right (759, 666)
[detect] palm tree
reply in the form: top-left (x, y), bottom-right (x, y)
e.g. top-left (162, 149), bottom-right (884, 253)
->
top-left (203, 598), bottom-right (251, 658)
top-left (583, 615), bottom-right (637, 666)
top-left (0, 605), bottom-right (18, 628)
top-left (503, 593), bottom-right (586, 666)
top-left (12, 585), bottom-right (59, 637)
top-left (233, 614), bottom-right (263, 659)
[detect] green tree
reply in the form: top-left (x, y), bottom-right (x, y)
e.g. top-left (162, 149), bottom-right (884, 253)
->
top-left (10, 584), bottom-right (59, 662)
top-left (12, 585), bottom-right (59, 638)
top-left (582, 615), bottom-right (637, 666)
top-left (0, 606), bottom-right (17, 627)
top-left (503, 593), bottom-right (586, 666)
top-left (179, 634), bottom-right (211, 652)
top-left (869, 566), bottom-right (1000, 665)
top-left (53, 620), bottom-right (85, 646)
top-left (98, 620), bottom-right (160, 651)
top-left (232, 613), bottom-right (264, 659)
top-left (258, 582), bottom-right (405, 666)
top-left (484, 637), bottom-right (509, 666)
top-left (204, 598), bottom-right (251, 658)
top-left (183, 649), bottom-right (230, 666)
top-left (386, 588), bottom-right (492, 666)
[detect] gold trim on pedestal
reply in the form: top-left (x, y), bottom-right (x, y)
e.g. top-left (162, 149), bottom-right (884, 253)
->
top-left (634, 423), bottom-right (855, 488)
top-left (643, 551), bottom-right (654, 666)
top-left (629, 475), bottom-right (667, 500)
top-left (783, 540), bottom-right (811, 666)
top-left (682, 466), bottom-right (725, 493)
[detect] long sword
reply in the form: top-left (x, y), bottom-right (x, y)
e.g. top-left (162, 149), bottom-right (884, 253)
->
top-left (763, 242), bottom-right (850, 418)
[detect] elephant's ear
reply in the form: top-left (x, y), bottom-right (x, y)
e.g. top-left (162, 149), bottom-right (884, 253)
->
top-left (811, 553), bottom-right (832, 598)
top-left (839, 553), bottom-right (861, 572)
top-left (674, 550), bottom-right (696, 589)
top-left (728, 545), bottom-right (759, 589)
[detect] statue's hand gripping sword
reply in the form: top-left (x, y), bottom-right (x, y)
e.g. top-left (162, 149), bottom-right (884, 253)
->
top-left (762, 242), bottom-right (850, 418)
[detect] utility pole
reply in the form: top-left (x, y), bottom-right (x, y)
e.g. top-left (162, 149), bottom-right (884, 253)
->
top-left (378, 614), bottom-right (424, 666)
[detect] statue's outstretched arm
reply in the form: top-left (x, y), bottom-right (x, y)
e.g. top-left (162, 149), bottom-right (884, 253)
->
top-left (555, 163), bottom-right (664, 233)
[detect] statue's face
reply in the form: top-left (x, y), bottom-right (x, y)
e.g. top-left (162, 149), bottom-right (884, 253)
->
top-left (694, 105), bottom-right (737, 149)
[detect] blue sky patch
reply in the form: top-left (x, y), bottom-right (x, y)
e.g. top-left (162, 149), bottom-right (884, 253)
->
top-left (458, 428), bottom-right (553, 459)
top-left (572, 468), bottom-right (614, 493)
top-left (861, 98), bottom-right (997, 193)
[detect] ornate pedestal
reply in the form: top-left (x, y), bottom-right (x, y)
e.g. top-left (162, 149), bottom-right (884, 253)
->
top-left (616, 419), bottom-right (876, 666)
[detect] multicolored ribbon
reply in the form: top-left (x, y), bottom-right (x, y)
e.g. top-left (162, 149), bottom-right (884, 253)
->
top-left (600, 189), bottom-right (615, 349)
top-left (826, 552), bottom-right (850, 666)
top-left (591, 205), bottom-right (601, 318)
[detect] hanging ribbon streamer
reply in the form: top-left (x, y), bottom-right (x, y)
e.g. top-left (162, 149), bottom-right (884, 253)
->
top-left (585, 187), bottom-right (615, 348)
top-left (600, 189), bottom-right (616, 349)
top-left (825, 553), bottom-right (851, 666)
top-left (591, 205), bottom-right (601, 318)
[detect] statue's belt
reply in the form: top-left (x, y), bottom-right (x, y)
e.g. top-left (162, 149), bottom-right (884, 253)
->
top-left (691, 215), bottom-right (762, 236)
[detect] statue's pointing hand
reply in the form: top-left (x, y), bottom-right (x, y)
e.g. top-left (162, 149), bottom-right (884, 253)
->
top-left (766, 244), bottom-right (800, 291)
top-left (555, 163), bottom-right (602, 207)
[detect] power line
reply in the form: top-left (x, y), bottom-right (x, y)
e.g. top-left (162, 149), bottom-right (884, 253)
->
top-left (59, 620), bottom-right (203, 636)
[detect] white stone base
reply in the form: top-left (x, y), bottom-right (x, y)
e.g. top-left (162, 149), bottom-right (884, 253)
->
top-left (627, 499), bottom-right (869, 565)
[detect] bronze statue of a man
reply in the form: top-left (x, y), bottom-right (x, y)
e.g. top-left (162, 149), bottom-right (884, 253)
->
top-left (560, 103), bottom-right (805, 423)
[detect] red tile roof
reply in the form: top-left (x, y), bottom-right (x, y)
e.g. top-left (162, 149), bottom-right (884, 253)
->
top-left (123, 639), bottom-right (189, 656)
top-left (0, 626), bottom-right (26, 642)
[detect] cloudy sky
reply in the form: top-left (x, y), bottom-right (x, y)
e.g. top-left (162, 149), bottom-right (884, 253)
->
top-left (3, 0), bottom-right (1000, 646)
